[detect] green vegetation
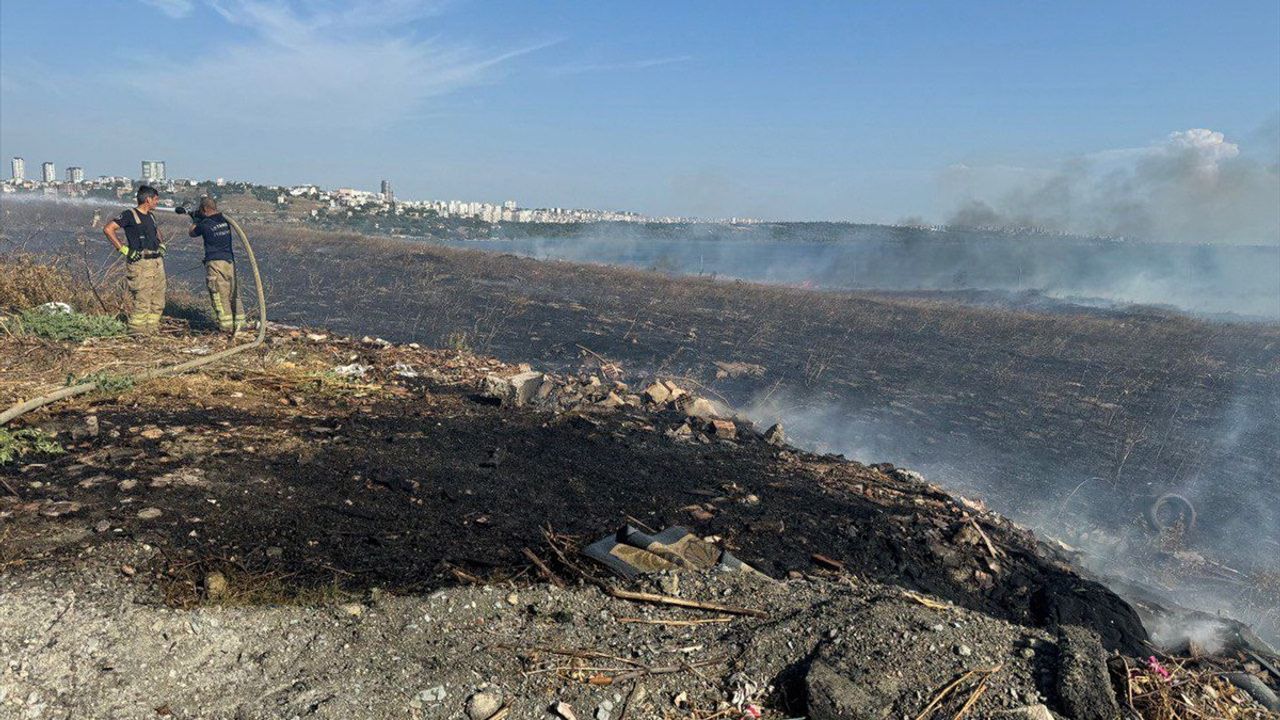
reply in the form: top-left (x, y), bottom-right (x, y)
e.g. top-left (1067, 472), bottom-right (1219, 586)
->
top-left (0, 428), bottom-right (64, 465)
top-left (73, 371), bottom-right (136, 393)
top-left (7, 308), bottom-right (127, 342)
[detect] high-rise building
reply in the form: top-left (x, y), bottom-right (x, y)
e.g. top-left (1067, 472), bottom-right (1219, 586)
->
top-left (10, 157), bottom-right (24, 181)
top-left (66, 166), bottom-right (84, 183)
top-left (141, 160), bottom-right (167, 183)
top-left (41, 162), bottom-right (56, 183)
top-left (380, 179), bottom-right (394, 203)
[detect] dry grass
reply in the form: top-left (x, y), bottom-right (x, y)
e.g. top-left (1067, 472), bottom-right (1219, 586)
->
top-left (1123, 656), bottom-right (1276, 719)
top-left (0, 252), bottom-right (117, 313)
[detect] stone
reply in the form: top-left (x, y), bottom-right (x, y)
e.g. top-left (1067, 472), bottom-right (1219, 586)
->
top-left (71, 415), bottom-right (99, 441)
top-left (642, 382), bottom-right (671, 405)
top-left (551, 701), bottom-right (578, 720)
top-left (340, 603), bottom-right (365, 617)
top-left (709, 418), bottom-right (737, 439)
top-left (764, 423), bottom-right (786, 445)
top-left (483, 371), bottom-right (545, 407)
top-left (118, 479), bottom-right (137, 491)
top-left (661, 381), bottom-right (687, 400)
top-left (136, 507), bottom-right (162, 520)
top-left (508, 371), bottom-right (544, 406)
top-left (955, 644), bottom-right (972, 657)
top-left (599, 392), bottom-right (625, 408)
top-left (465, 689), bottom-right (503, 720)
top-left (204, 571), bottom-right (229, 600)
top-left (265, 546), bottom-right (283, 559)
top-left (416, 686), bottom-right (447, 705)
top-left (94, 520), bottom-right (111, 533)
top-left (682, 397), bottom-right (719, 419)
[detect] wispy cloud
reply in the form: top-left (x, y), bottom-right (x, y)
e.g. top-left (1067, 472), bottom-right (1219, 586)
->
top-left (140, 0), bottom-right (195, 18)
top-left (130, 0), bottom-right (551, 128)
top-left (549, 55), bottom-right (692, 76)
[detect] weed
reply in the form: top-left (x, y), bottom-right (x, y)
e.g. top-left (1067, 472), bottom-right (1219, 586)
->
top-left (8, 308), bottom-right (126, 342)
top-left (446, 330), bottom-right (472, 353)
top-left (71, 371), bottom-right (136, 393)
top-left (0, 427), bottom-right (64, 464)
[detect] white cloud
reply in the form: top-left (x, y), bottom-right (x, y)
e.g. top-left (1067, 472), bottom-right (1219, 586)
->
top-left (140, 0), bottom-right (195, 18)
top-left (128, 0), bottom-right (551, 129)
top-left (549, 55), bottom-right (693, 76)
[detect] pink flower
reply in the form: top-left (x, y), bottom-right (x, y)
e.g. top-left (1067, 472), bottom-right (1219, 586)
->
top-left (1146, 656), bottom-right (1171, 680)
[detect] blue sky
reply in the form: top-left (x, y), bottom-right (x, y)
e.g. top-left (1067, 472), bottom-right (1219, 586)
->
top-left (2, 0), bottom-right (1278, 223)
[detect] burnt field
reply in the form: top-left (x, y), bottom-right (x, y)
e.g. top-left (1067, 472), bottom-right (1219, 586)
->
top-left (5, 200), bottom-right (1280, 603)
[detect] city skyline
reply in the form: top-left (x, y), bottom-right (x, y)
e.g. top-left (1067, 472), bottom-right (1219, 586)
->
top-left (1, 1), bottom-right (1278, 230)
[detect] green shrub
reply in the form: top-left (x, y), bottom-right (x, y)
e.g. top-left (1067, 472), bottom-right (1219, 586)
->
top-left (10, 308), bottom-right (127, 342)
top-left (0, 428), bottom-right (64, 464)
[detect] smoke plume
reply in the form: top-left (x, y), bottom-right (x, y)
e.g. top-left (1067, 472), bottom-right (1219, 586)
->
top-left (946, 128), bottom-right (1280, 245)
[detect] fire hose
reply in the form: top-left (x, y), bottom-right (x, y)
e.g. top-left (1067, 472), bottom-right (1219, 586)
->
top-left (0, 213), bottom-right (266, 426)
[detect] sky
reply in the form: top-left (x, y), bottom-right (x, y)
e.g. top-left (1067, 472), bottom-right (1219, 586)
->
top-left (1, 0), bottom-right (1278, 226)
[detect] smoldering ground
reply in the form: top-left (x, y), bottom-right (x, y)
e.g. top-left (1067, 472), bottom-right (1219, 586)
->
top-left (5, 198), bottom-right (1279, 648)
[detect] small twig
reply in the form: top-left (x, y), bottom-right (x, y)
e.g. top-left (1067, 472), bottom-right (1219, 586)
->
top-left (811, 553), bottom-right (845, 571)
top-left (617, 680), bottom-right (641, 720)
top-left (616, 616), bottom-right (734, 627)
top-left (901, 589), bottom-right (951, 611)
top-left (968, 519), bottom-right (1003, 559)
top-left (522, 547), bottom-right (566, 588)
top-left (607, 588), bottom-right (768, 619)
top-left (952, 665), bottom-right (1001, 719)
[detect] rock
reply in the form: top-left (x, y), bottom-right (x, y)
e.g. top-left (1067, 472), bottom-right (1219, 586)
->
top-left (140, 427), bottom-right (164, 440)
top-left (204, 571), bottom-right (229, 599)
top-left (265, 546), bottom-right (283, 559)
top-left (642, 382), bottom-right (671, 405)
top-left (682, 397), bottom-right (719, 419)
top-left (118, 479), bottom-right (137, 491)
top-left (551, 701), bottom-right (578, 720)
top-left (1055, 626), bottom-right (1120, 720)
top-left (508, 371), bottom-right (544, 406)
top-left (136, 507), bottom-right (162, 520)
top-left (599, 392), bottom-right (625, 409)
top-left (71, 415), bottom-right (99, 441)
top-left (764, 423), bottom-right (786, 445)
top-left (806, 659), bottom-right (899, 720)
top-left (483, 371), bottom-right (545, 406)
top-left (465, 689), bottom-right (503, 720)
top-left (955, 644), bottom-right (972, 657)
top-left (1223, 672), bottom-right (1280, 712)
top-left (340, 603), bottom-right (365, 617)
top-left (416, 686), bottom-right (447, 705)
top-left (94, 520), bottom-right (111, 533)
top-left (709, 418), bottom-right (737, 440)
top-left (661, 381), bottom-right (687, 401)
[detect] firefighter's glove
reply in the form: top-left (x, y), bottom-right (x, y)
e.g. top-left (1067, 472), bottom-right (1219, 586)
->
top-left (127, 248), bottom-right (143, 262)
top-left (117, 245), bottom-right (130, 258)
top-left (158, 243), bottom-right (167, 257)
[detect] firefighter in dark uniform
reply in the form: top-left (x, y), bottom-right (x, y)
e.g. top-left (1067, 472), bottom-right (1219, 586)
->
top-left (102, 185), bottom-right (166, 334)
top-left (187, 197), bottom-right (242, 334)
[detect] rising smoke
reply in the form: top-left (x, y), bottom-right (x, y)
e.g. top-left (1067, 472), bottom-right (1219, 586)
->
top-left (945, 128), bottom-right (1280, 245)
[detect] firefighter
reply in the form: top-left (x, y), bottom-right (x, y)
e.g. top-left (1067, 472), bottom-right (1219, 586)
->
top-left (103, 185), bottom-right (166, 334)
top-left (187, 197), bottom-right (242, 334)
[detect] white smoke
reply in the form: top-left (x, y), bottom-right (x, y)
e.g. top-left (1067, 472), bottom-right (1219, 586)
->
top-left (946, 128), bottom-right (1280, 245)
